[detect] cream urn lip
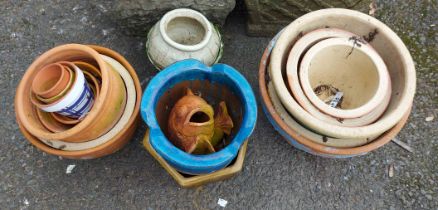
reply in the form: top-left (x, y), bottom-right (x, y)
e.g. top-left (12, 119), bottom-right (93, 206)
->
top-left (159, 8), bottom-right (212, 52)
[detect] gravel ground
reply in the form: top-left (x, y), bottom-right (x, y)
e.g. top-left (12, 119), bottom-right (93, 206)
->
top-left (0, 0), bottom-right (436, 209)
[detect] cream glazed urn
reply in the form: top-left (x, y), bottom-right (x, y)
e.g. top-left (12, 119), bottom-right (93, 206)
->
top-left (146, 8), bottom-right (223, 70)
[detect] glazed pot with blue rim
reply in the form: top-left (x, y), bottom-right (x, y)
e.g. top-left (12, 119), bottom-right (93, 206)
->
top-left (141, 59), bottom-right (257, 175)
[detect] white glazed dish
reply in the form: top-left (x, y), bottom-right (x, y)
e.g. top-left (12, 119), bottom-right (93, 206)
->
top-left (40, 55), bottom-right (136, 151)
top-left (268, 82), bottom-right (373, 148)
top-left (286, 28), bottom-right (391, 127)
top-left (146, 8), bottom-right (223, 69)
top-left (270, 8), bottom-right (416, 139)
top-left (299, 37), bottom-right (390, 119)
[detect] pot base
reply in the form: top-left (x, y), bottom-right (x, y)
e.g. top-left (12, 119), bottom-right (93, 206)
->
top-left (143, 129), bottom-right (248, 188)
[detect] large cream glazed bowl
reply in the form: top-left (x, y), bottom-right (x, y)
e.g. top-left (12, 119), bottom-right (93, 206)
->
top-left (299, 37), bottom-right (391, 119)
top-left (286, 28), bottom-right (391, 127)
top-left (270, 8), bottom-right (416, 139)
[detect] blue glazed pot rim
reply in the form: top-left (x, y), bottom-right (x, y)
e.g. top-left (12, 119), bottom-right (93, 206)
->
top-left (140, 59), bottom-right (257, 173)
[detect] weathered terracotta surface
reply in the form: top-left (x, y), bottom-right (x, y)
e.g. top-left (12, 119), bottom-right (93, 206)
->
top-left (15, 44), bottom-right (126, 143)
top-left (168, 89), bottom-right (215, 154)
top-left (15, 45), bottom-right (142, 159)
top-left (155, 80), bottom-right (243, 153)
top-left (32, 63), bottom-right (71, 99)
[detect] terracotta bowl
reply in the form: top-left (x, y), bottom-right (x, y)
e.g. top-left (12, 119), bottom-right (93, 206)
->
top-left (260, 33), bottom-right (412, 157)
top-left (15, 45), bottom-right (142, 159)
top-left (33, 65), bottom-right (75, 104)
top-left (269, 8), bottom-right (416, 139)
top-left (49, 68), bottom-right (102, 126)
top-left (36, 109), bottom-right (73, 133)
top-left (286, 28), bottom-right (390, 127)
top-left (15, 44), bottom-right (126, 143)
top-left (299, 37), bottom-right (390, 119)
top-left (141, 59), bottom-right (257, 174)
top-left (31, 63), bottom-right (71, 99)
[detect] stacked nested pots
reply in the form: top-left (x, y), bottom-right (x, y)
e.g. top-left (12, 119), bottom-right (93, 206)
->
top-left (260, 9), bottom-right (416, 157)
top-left (15, 44), bottom-right (142, 159)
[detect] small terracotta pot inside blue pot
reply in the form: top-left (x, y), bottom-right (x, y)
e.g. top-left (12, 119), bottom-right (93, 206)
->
top-left (141, 59), bottom-right (257, 175)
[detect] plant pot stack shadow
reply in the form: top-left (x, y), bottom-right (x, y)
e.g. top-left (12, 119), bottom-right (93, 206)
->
top-left (141, 59), bottom-right (257, 187)
top-left (260, 8), bottom-right (416, 157)
top-left (15, 44), bottom-right (142, 159)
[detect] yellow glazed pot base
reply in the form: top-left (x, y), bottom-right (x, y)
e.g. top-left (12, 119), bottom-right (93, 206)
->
top-left (143, 129), bottom-right (248, 188)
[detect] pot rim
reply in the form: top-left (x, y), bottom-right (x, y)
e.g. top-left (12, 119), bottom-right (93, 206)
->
top-left (141, 59), bottom-right (257, 174)
top-left (299, 37), bottom-right (390, 119)
top-left (286, 28), bottom-right (391, 126)
top-left (31, 63), bottom-right (69, 98)
top-left (15, 45), bottom-right (142, 158)
top-left (15, 44), bottom-right (111, 141)
top-left (159, 8), bottom-right (212, 52)
top-left (260, 31), bottom-right (411, 156)
top-left (38, 55), bottom-right (135, 151)
top-left (269, 8), bottom-right (416, 139)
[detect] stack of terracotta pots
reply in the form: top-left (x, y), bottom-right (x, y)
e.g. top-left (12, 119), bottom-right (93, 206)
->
top-left (15, 44), bottom-right (142, 159)
top-left (260, 9), bottom-right (416, 157)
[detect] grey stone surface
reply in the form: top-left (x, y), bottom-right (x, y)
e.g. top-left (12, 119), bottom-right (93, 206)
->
top-left (244, 0), bottom-right (372, 36)
top-left (92, 0), bottom-right (235, 36)
top-left (0, 0), bottom-right (437, 209)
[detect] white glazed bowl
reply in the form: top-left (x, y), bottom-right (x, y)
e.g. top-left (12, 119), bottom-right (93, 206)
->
top-left (146, 8), bottom-right (223, 69)
top-left (286, 28), bottom-right (391, 127)
top-left (270, 8), bottom-right (416, 139)
top-left (299, 37), bottom-right (391, 119)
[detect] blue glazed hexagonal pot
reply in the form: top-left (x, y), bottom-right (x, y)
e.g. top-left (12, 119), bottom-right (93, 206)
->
top-left (141, 59), bottom-right (257, 174)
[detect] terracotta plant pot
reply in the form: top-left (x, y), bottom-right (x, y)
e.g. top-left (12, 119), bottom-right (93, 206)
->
top-left (15, 44), bottom-right (127, 143)
top-left (299, 37), bottom-right (391, 119)
top-left (146, 8), bottom-right (223, 70)
top-left (35, 62), bottom-right (95, 119)
top-left (260, 33), bottom-right (412, 157)
top-left (269, 8), bottom-right (416, 139)
top-left (73, 61), bottom-right (102, 79)
top-left (15, 45), bottom-right (142, 159)
top-left (143, 129), bottom-right (248, 187)
top-left (49, 69), bottom-right (101, 126)
top-left (31, 63), bottom-right (71, 99)
top-left (38, 55), bottom-right (135, 151)
top-left (141, 59), bottom-right (257, 174)
top-left (286, 28), bottom-right (390, 127)
top-left (34, 65), bottom-right (75, 104)
top-left (36, 109), bottom-right (73, 133)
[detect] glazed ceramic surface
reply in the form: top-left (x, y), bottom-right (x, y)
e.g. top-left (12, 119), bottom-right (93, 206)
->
top-left (143, 129), bottom-right (248, 187)
top-left (286, 28), bottom-right (390, 127)
top-left (141, 59), bottom-right (257, 174)
top-left (299, 37), bottom-right (390, 119)
top-left (269, 8), bottom-right (416, 139)
top-left (260, 31), bottom-right (412, 157)
top-left (146, 8), bottom-right (223, 70)
top-left (15, 45), bottom-right (142, 159)
top-left (39, 55), bottom-right (135, 151)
